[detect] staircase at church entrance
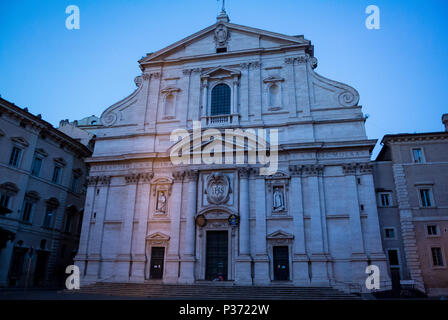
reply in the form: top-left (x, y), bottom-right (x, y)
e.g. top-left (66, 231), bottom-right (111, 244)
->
top-left (66, 283), bottom-right (361, 300)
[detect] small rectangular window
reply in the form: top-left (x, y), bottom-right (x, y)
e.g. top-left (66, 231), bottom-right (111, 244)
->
top-left (385, 228), bottom-right (395, 239)
top-left (22, 201), bottom-right (33, 223)
top-left (9, 147), bottom-right (22, 167)
top-left (379, 193), bottom-right (391, 207)
top-left (431, 247), bottom-right (444, 266)
top-left (64, 214), bottom-right (73, 233)
top-left (0, 194), bottom-right (10, 208)
top-left (31, 156), bottom-right (42, 176)
top-left (419, 189), bottom-right (432, 207)
top-left (52, 166), bottom-right (62, 184)
top-left (427, 225), bottom-right (439, 236)
top-left (42, 208), bottom-right (54, 227)
top-left (412, 148), bottom-right (424, 163)
top-left (388, 250), bottom-right (400, 266)
top-left (71, 175), bottom-right (79, 193)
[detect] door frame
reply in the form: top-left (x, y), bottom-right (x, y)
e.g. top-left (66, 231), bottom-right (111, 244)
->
top-left (149, 246), bottom-right (166, 280)
top-left (205, 230), bottom-right (229, 280)
top-left (267, 240), bottom-right (292, 281)
top-left (145, 233), bottom-right (170, 280)
top-left (197, 221), bottom-right (235, 281)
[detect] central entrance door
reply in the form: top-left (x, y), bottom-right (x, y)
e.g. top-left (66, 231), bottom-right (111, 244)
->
top-left (206, 231), bottom-right (228, 280)
top-left (273, 246), bottom-right (290, 281)
top-left (149, 247), bottom-right (165, 279)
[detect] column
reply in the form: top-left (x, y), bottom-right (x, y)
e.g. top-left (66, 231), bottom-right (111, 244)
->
top-left (200, 78), bottom-right (209, 126)
top-left (284, 57), bottom-right (298, 118)
top-left (361, 164), bottom-right (391, 290)
top-left (239, 63), bottom-right (250, 122)
top-left (114, 173), bottom-right (139, 282)
top-left (74, 176), bottom-right (98, 282)
top-left (164, 171), bottom-right (184, 284)
top-left (289, 165), bottom-right (310, 285)
top-left (306, 165), bottom-right (329, 285)
top-left (343, 164), bottom-right (368, 286)
top-left (179, 170), bottom-right (198, 284)
top-left (235, 168), bottom-right (252, 285)
top-left (232, 76), bottom-right (240, 125)
top-left (251, 62), bottom-right (263, 123)
top-left (253, 171), bottom-right (269, 285)
top-left (146, 72), bottom-right (162, 131)
top-left (84, 176), bottom-right (111, 282)
top-left (130, 172), bottom-right (153, 282)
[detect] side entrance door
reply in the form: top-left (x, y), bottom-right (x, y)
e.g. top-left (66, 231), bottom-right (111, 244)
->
top-left (273, 246), bottom-right (289, 281)
top-left (149, 247), bottom-right (165, 279)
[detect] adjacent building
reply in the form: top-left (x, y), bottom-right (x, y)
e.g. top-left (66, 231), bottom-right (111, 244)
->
top-left (74, 11), bottom-right (391, 293)
top-left (374, 114), bottom-right (448, 296)
top-left (0, 97), bottom-right (92, 287)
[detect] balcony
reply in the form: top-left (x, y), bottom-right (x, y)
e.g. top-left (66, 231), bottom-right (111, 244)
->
top-left (202, 114), bottom-right (240, 127)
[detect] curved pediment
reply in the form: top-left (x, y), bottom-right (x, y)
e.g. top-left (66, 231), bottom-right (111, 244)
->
top-left (168, 128), bottom-right (272, 161)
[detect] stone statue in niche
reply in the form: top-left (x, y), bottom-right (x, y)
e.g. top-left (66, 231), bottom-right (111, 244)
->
top-left (272, 186), bottom-right (285, 212)
top-left (156, 191), bottom-right (167, 213)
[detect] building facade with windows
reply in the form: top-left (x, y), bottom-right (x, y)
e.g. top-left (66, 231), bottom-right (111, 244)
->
top-left (374, 114), bottom-right (448, 295)
top-left (74, 11), bottom-right (391, 292)
top-left (0, 97), bottom-right (92, 287)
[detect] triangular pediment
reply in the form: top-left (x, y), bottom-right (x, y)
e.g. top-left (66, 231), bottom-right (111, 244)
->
top-left (267, 230), bottom-right (294, 240)
top-left (140, 22), bottom-right (310, 64)
top-left (146, 232), bottom-right (170, 241)
top-left (201, 66), bottom-right (240, 79)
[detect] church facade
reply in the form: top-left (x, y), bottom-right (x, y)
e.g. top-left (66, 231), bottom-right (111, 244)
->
top-left (74, 11), bottom-right (391, 292)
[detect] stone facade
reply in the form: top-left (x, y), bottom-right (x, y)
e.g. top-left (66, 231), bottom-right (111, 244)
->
top-left (0, 97), bottom-right (92, 287)
top-left (374, 117), bottom-right (448, 296)
top-left (74, 12), bottom-right (390, 292)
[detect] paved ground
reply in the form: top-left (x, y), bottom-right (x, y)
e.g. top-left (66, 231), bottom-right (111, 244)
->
top-left (0, 288), bottom-right (139, 300)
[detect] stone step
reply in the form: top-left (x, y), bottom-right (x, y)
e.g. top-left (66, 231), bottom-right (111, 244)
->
top-left (65, 282), bottom-right (361, 300)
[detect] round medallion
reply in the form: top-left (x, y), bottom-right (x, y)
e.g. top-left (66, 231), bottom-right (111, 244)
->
top-left (196, 214), bottom-right (207, 227)
top-left (228, 214), bottom-right (239, 226)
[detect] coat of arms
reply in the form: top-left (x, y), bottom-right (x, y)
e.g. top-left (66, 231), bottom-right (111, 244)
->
top-left (214, 24), bottom-right (230, 48)
top-left (205, 172), bottom-right (231, 204)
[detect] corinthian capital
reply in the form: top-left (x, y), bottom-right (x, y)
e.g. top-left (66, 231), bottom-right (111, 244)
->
top-left (184, 170), bottom-right (199, 182)
top-left (238, 167), bottom-right (251, 179)
top-left (125, 173), bottom-right (140, 184)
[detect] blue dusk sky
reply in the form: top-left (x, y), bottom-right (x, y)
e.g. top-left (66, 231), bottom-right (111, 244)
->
top-left (1, 0), bottom-right (447, 157)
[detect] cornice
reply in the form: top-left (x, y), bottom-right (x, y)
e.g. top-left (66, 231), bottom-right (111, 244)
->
top-left (140, 44), bottom-right (310, 69)
top-left (0, 98), bottom-right (92, 157)
top-left (382, 132), bottom-right (448, 144)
